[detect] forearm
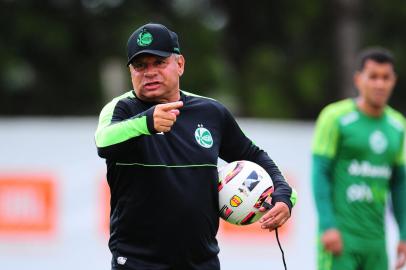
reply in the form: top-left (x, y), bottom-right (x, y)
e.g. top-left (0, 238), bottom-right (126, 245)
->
top-left (252, 149), bottom-right (296, 211)
top-left (391, 165), bottom-right (406, 240)
top-left (95, 107), bottom-right (155, 159)
top-left (312, 154), bottom-right (337, 232)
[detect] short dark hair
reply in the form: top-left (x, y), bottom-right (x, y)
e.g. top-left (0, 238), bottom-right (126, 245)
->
top-left (356, 47), bottom-right (395, 71)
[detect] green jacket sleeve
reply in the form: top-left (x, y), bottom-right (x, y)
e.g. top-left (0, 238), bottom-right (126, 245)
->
top-left (391, 165), bottom-right (406, 240)
top-left (390, 162), bottom-right (406, 241)
top-left (390, 113), bottom-right (406, 241)
top-left (311, 104), bottom-right (341, 232)
top-left (312, 154), bottom-right (337, 232)
top-left (94, 91), bottom-right (156, 160)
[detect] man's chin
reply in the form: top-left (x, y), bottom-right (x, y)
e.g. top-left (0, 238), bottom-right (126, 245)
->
top-left (140, 91), bottom-right (169, 102)
top-left (371, 101), bottom-right (388, 109)
top-left (142, 89), bottom-right (162, 97)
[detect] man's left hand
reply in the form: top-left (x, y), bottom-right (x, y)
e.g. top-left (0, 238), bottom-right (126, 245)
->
top-left (258, 201), bottom-right (290, 231)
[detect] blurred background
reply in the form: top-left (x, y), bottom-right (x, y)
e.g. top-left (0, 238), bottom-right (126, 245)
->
top-left (0, 0), bottom-right (405, 269)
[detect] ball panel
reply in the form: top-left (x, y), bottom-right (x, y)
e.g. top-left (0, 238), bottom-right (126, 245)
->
top-left (240, 211), bottom-right (256, 225)
top-left (218, 161), bottom-right (244, 192)
top-left (253, 186), bottom-right (274, 209)
top-left (219, 205), bottom-right (233, 220)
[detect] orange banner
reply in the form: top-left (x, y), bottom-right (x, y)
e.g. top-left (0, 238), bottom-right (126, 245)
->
top-left (0, 174), bottom-right (56, 236)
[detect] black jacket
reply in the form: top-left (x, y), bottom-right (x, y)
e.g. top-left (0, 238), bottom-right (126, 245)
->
top-left (95, 90), bottom-right (294, 269)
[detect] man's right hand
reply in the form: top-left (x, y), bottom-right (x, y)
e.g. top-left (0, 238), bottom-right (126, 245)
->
top-left (153, 101), bottom-right (183, 133)
top-left (321, 228), bottom-right (343, 255)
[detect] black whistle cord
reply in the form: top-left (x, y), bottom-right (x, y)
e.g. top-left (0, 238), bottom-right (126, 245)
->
top-left (275, 227), bottom-right (287, 270)
top-left (262, 201), bottom-right (287, 269)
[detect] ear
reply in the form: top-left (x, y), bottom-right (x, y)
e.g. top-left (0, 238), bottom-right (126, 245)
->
top-left (177, 55), bottom-right (185, 76)
top-left (129, 64), bottom-right (135, 74)
top-left (353, 71), bottom-right (361, 93)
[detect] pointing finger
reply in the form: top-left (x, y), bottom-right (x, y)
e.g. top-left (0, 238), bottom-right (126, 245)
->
top-left (170, 109), bottom-right (180, 116)
top-left (159, 101), bottom-right (183, 112)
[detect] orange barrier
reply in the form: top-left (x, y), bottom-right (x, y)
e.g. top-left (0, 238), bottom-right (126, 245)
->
top-left (0, 174), bottom-right (56, 236)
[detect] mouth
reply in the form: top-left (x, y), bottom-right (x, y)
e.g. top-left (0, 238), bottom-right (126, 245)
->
top-left (143, 81), bottom-right (161, 90)
top-left (373, 89), bottom-right (388, 98)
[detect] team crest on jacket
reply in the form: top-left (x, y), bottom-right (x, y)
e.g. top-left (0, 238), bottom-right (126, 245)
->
top-left (369, 130), bottom-right (387, 154)
top-left (194, 124), bottom-right (213, 148)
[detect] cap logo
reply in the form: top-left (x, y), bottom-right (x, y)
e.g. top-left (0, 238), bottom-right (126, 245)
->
top-left (137, 29), bottom-right (153, 47)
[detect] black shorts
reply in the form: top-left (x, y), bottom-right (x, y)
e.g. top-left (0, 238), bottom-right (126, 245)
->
top-left (112, 254), bottom-right (220, 270)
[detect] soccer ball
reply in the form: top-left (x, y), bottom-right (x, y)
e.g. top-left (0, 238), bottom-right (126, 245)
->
top-left (218, 160), bottom-right (274, 225)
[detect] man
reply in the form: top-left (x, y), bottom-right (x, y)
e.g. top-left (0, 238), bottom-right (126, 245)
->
top-left (95, 23), bottom-right (296, 270)
top-left (312, 47), bottom-right (406, 270)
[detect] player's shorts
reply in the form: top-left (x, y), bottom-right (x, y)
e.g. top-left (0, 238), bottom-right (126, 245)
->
top-left (111, 253), bottom-right (220, 270)
top-left (317, 232), bottom-right (387, 270)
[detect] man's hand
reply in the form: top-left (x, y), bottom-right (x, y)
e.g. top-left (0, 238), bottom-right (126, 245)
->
top-left (258, 201), bottom-right (290, 231)
top-left (153, 101), bottom-right (183, 133)
top-left (321, 228), bottom-right (342, 255)
top-left (395, 241), bottom-right (406, 269)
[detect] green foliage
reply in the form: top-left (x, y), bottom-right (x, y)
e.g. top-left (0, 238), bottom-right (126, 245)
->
top-left (294, 61), bottom-right (327, 105)
top-left (241, 46), bottom-right (291, 117)
top-left (0, 0), bottom-right (405, 118)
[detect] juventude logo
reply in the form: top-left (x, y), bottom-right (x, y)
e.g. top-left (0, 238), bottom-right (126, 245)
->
top-left (194, 124), bottom-right (213, 148)
top-left (369, 130), bottom-right (387, 154)
top-left (137, 29), bottom-right (153, 46)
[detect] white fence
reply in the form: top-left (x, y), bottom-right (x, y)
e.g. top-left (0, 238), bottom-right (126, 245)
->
top-left (0, 118), bottom-right (400, 270)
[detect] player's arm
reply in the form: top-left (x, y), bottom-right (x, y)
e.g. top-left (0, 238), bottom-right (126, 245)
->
top-left (390, 130), bottom-right (406, 269)
top-left (250, 150), bottom-right (296, 212)
top-left (312, 106), bottom-right (345, 254)
top-left (95, 99), bottom-right (183, 160)
top-left (95, 99), bottom-right (154, 159)
top-left (391, 165), bottom-right (406, 240)
top-left (390, 127), bottom-right (406, 242)
top-left (311, 106), bottom-right (339, 232)
top-left (218, 106), bottom-right (296, 213)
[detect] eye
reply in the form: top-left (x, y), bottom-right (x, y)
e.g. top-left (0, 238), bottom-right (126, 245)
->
top-left (154, 59), bottom-right (167, 67)
top-left (382, 74), bottom-right (391, 81)
top-left (368, 73), bottom-right (378, 80)
top-left (132, 62), bottom-right (146, 71)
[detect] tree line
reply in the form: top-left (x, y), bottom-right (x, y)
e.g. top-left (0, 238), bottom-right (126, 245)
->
top-left (1, 0), bottom-right (405, 119)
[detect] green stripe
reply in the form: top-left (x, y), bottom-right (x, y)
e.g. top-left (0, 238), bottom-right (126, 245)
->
top-left (116, 162), bottom-right (218, 168)
top-left (312, 99), bottom-right (354, 157)
top-left (95, 91), bottom-right (151, 147)
top-left (181, 90), bottom-right (216, 101)
top-left (96, 116), bottom-right (150, 147)
top-left (290, 188), bottom-right (298, 206)
top-left (96, 91), bottom-right (134, 130)
top-left (386, 107), bottom-right (406, 165)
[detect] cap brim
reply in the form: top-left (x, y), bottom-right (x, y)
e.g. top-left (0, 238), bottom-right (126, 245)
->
top-left (127, 50), bottom-right (172, 65)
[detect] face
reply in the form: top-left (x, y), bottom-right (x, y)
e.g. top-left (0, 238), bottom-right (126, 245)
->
top-left (354, 59), bottom-right (396, 111)
top-left (129, 54), bottom-right (185, 103)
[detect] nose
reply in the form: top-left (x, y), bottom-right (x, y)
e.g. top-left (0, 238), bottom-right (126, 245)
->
top-left (144, 63), bottom-right (157, 76)
top-left (374, 78), bottom-right (386, 89)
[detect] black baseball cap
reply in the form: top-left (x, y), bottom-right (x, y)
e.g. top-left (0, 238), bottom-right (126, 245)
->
top-left (127, 23), bottom-right (181, 65)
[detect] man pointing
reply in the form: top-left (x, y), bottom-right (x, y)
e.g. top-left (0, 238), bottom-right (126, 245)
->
top-left (95, 22), bottom-right (296, 270)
